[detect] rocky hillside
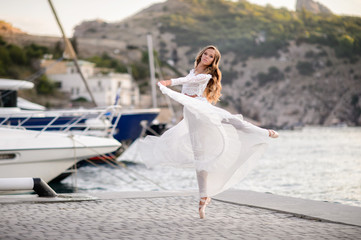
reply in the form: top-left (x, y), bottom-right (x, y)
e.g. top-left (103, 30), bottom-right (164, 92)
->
top-left (73, 0), bottom-right (361, 128)
top-left (1, 0), bottom-right (361, 128)
top-left (0, 21), bottom-right (24, 35)
top-left (296, 0), bottom-right (332, 14)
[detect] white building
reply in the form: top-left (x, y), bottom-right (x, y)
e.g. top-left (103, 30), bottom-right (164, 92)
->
top-left (42, 60), bottom-right (139, 107)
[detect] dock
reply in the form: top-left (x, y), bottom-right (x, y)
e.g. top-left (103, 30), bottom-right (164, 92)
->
top-left (1, 190), bottom-right (360, 239)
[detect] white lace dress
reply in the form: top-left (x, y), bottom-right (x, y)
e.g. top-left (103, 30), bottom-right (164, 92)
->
top-left (139, 69), bottom-right (270, 197)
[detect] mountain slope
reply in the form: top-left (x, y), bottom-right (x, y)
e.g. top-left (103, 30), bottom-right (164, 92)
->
top-left (72, 0), bottom-right (361, 128)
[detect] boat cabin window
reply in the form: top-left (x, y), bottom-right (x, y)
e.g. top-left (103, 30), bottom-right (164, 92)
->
top-left (0, 153), bottom-right (17, 160)
top-left (0, 90), bottom-right (17, 107)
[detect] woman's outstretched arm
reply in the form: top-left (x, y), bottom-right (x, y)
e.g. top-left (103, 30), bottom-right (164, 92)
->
top-left (159, 74), bottom-right (211, 87)
top-left (171, 74), bottom-right (210, 86)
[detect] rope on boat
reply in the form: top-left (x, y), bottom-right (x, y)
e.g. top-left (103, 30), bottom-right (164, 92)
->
top-left (69, 135), bottom-right (139, 188)
top-left (83, 158), bottom-right (143, 189)
top-left (69, 135), bottom-right (167, 191)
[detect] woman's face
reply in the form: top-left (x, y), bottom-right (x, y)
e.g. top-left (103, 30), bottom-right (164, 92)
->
top-left (201, 48), bottom-right (216, 66)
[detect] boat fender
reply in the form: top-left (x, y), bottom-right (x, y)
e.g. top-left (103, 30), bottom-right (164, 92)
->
top-left (0, 178), bottom-right (57, 197)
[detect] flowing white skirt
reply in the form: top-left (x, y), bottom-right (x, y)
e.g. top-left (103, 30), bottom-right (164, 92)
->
top-left (139, 83), bottom-right (270, 196)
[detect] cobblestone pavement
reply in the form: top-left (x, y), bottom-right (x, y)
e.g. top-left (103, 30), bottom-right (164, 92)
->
top-left (1, 196), bottom-right (361, 240)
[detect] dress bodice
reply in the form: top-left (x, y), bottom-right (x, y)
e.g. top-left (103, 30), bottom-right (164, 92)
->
top-left (170, 69), bottom-right (212, 98)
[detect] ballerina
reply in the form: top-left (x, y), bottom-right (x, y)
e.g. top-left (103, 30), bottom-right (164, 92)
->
top-left (139, 45), bottom-right (278, 219)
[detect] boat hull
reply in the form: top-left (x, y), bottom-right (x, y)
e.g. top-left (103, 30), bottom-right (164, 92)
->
top-left (113, 110), bottom-right (159, 142)
top-left (0, 128), bottom-right (121, 183)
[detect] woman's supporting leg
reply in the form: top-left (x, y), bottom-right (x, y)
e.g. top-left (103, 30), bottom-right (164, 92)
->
top-left (196, 170), bottom-right (208, 198)
top-left (196, 170), bottom-right (211, 219)
top-left (199, 197), bottom-right (211, 219)
top-left (184, 107), bottom-right (213, 218)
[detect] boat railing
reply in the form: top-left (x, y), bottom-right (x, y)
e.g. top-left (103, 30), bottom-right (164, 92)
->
top-left (0, 106), bottom-right (123, 138)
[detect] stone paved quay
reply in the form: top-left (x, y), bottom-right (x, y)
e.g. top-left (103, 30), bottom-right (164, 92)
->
top-left (0, 191), bottom-right (361, 240)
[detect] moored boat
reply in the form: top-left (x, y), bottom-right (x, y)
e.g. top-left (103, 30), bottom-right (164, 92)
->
top-left (0, 126), bottom-right (121, 183)
top-left (0, 78), bottom-right (160, 143)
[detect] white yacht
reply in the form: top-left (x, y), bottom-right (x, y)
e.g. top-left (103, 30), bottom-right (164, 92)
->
top-left (0, 126), bottom-right (121, 183)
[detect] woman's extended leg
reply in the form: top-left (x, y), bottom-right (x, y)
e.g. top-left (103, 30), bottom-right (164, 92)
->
top-left (222, 116), bottom-right (278, 138)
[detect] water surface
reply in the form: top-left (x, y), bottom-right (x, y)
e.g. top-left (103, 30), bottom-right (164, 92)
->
top-left (60, 127), bottom-right (361, 207)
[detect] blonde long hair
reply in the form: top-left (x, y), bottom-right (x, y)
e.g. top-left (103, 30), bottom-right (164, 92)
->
top-left (194, 45), bottom-right (222, 104)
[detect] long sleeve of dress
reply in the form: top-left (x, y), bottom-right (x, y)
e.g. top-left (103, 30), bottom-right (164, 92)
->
top-left (171, 73), bottom-right (211, 86)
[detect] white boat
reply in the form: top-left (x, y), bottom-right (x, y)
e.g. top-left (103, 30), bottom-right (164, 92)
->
top-left (0, 78), bottom-right (160, 143)
top-left (0, 126), bottom-right (121, 183)
top-left (1, 79), bottom-right (122, 183)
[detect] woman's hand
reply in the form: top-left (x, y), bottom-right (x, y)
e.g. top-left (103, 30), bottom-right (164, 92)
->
top-left (159, 80), bottom-right (170, 86)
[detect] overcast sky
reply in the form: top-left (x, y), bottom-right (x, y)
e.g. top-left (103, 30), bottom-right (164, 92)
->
top-left (0, 0), bottom-right (360, 37)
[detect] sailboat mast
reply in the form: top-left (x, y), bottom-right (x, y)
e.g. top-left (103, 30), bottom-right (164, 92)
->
top-left (147, 34), bottom-right (157, 108)
top-left (48, 0), bottom-right (97, 107)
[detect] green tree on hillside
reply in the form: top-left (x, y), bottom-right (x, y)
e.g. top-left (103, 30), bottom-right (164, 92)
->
top-left (160, 0), bottom-right (361, 61)
top-left (0, 37), bottom-right (59, 95)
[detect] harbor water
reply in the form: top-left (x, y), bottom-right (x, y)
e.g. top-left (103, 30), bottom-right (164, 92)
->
top-left (58, 126), bottom-right (361, 207)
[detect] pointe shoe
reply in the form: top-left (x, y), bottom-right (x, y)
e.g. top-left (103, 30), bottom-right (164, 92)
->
top-left (268, 129), bottom-right (279, 138)
top-left (199, 197), bottom-right (211, 219)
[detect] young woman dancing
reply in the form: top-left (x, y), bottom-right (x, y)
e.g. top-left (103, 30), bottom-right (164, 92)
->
top-left (139, 45), bottom-right (278, 219)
